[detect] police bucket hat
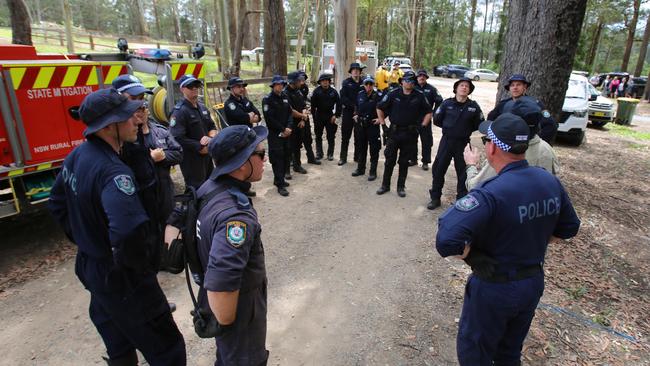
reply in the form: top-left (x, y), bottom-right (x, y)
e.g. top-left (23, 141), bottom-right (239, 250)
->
top-left (227, 77), bottom-right (248, 90)
top-left (505, 74), bottom-right (531, 91)
top-left (112, 74), bottom-right (153, 96)
top-left (416, 69), bottom-right (429, 78)
top-left (317, 73), bottom-right (332, 83)
top-left (287, 71), bottom-right (305, 83)
top-left (348, 62), bottom-right (365, 73)
top-left (453, 77), bottom-right (475, 94)
top-left (208, 125), bottom-right (269, 180)
top-left (78, 88), bottom-right (144, 137)
top-left (178, 74), bottom-right (203, 88)
top-left (269, 75), bottom-right (287, 87)
top-left (478, 113), bottom-right (530, 153)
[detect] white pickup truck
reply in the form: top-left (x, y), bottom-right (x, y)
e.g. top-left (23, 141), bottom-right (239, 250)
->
top-left (241, 47), bottom-right (264, 61)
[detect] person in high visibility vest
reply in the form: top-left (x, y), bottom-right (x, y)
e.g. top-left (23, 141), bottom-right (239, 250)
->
top-left (387, 62), bottom-right (404, 89)
top-left (374, 65), bottom-right (390, 92)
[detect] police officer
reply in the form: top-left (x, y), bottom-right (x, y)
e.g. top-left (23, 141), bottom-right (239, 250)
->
top-left (488, 74), bottom-right (557, 144)
top-left (310, 73), bottom-right (342, 161)
top-left (427, 77), bottom-right (484, 210)
top-left (285, 71), bottom-right (318, 174)
top-left (376, 71), bottom-right (432, 197)
top-left (49, 89), bottom-right (186, 366)
top-left (224, 77), bottom-right (261, 127)
top-left (339, 62), bottom-right (365, 165)
top-left (374, 65), bottom-right (390, 92)
top-left (435, 113), bottom-right (580, 366)
top-left (387, 61), bottom-right (404, 89)
top-left (196, 125), bottom-right (269, 366)
top-left (262, 75), bottom-right (293, 196)
top-left (352, 76), bottom-right (382, 181)
top-left (113, 74), bottom-right (184, 235)
top-left (414, 69), bottom-right (443, 170)
top-left (170, 74), bottom-right (217, 189)
top-left (465, 96), bottom-right (560, 190)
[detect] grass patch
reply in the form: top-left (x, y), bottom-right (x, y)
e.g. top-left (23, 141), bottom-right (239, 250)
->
top-left (608, 123), bottom-right (650, 141)
top-left (564, 285), bottom-right (588, 300)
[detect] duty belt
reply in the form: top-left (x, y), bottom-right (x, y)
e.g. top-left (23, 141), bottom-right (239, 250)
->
top-left (390, 124), bottom-right (418, 132)
top-left (474, 264), bottom-right (543, 283)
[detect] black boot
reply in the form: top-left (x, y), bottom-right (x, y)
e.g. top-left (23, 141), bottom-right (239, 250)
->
top-left (377, 174), bottom-right (391, 195)
top-left (427, 198), bottom-right (441, 210)
top-left (103, 350), bottom-right (138, 366)
top-left (277, 186), bottom-right (289, 196)
top-left (368, 161), bottom-right (378, 181)
top-left (316, 140), bottom-right (324, 159)
top-left (293, 164), bottom-right (308, 174)
top-left (327, 143), bottom-right (335, 161)
top-left (351, 166), bottom-right (365, 177)
top-left (306, 148), bottom-right (321, 164)
top-left (338, 141), bottom-right (349, 165)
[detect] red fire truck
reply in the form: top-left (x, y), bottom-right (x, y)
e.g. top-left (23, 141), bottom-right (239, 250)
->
top-left (0, 44), bottom-right (206, 220)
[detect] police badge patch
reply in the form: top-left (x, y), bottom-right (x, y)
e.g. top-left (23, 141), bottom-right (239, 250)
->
top-left (263, 104), bottom-right (269, 112)
top-left (229, 103), bottom-right (236, 110)
top-left (542, 110), bottom-right (551, 118)
top-left (226, 221), bottom-right (247, 247)
top-left (455, 194), bottom-right (479, 212)
top-left (113, 175), bottom-right (136, 195)
top-left (169, 117), bottom-right (176, 127)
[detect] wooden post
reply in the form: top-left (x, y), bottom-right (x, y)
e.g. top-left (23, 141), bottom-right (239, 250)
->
top-left (44, 28), bottom-right (48, 43)
top-left (59, 31), bottom-right (64, 47)
top-left (89, 33), bottom-right (94, 50)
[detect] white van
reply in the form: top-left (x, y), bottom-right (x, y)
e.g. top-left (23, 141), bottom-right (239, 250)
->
top-left (557, 74), bottom-right (591, 145)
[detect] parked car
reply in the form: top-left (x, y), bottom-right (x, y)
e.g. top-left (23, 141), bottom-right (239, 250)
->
top-left (383, 56), bottom-right (412, 67)
top-left (441, 64), bottom-right (471, 78)
top-left (398, 63), bottom-right (413, 73)
top-left (432, 65), bottom-right (447, 76)
top-left (587, 84), bottom-right (615, 127)
top-left (464, 68), bottom-right (499, 81)
top-left (241, 47), bottom-right (264, 61)
top-left (589, 72), bottom-right (629, 88)
top-left (626, 77), bottom-right (647, 98)
top-left (557, 74), bottom-right (592, 145)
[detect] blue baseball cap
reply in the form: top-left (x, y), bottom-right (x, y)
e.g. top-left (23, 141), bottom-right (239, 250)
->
top-left (478, 113), bottom-right (530, 152)
top-left (401, 71), bottom-right (417, 83)
top-left (112, 74), bottom-right (152, 96)
top-left (269, 75), bottom-right (287, 87)
top-left (78, 88), bottom-right (144, 137)
top-left (178, 74), bottom-right (203, 88)
top-left (208, 125), bottom-right (269, 179)
top-left (362, 76), bottom-right (375, 85)
top-left (505, 74), bottom-right (531, 91)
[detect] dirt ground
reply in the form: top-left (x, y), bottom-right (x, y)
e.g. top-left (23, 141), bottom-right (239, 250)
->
top-left (0, 78), bottom-right (648, 365)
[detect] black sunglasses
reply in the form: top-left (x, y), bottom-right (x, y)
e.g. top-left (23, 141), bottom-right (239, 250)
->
top-left (251, 149), bottom-right (266, 160)
top-left (481, 136), bottom-right (491, 145)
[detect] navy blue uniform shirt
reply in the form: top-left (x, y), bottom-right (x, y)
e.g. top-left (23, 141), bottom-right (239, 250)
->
top-left (340, 77), bottom-right (363, 109)
top-left (224, 94), bottom-right (261, 127)
top-left (310, 86), bottom-right (342, 119)
top-left (356, 89), bottom-right (381, 121)
top-left (285, 85), bottom-right (307, 118)
top-left (417, 83), bottom-right (443, 112)
top-left (377, 88), bottom-right (431, 126)
top-left (488, 97), bottom-right (557, 143)
top-left (49, 137), bottom-right (149, 260)
top-left (433, 98), bottom-right (484, 139)
top-left (262, 91), bottom-right (294, 133)
top-left (170, 98), bottom-right (217, 152)
top-left (436, 160), bottom-right (580, 268)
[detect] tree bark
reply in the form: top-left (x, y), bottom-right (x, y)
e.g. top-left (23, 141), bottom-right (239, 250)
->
top-left (233, 11), bottom-right (265, 76)
top-left (494, 0), bottom-right (509, 65)
top-left (62, 0), bottom-right (74, 53)
top-left (228, 0), bottom-right (238, 57)
top-left (333, 0), bottom-right (357, 89)
top-left (585, 19), bottom-right (603, 73)
top-left (479, 0), bottom-right (490, 67)
top-left (634, 15), bottom-right (650, 76)
top-left (247, 0), bottom-right (262, 49)
top-left (171, 1), bottom-right (182, 42)
top-left (295, 0), bottom-right (310, 70)
top-left (621, 0), bottom-right (640, 72)
top-left (262, 0), bottom-right (288, 76)
top-left (497, 0), bottom-right (588, 120)
top-left (218, 0), bottom-right (232, 74)
top-left (7, 0), bottom-right (32, 45)
top-left (466, 0), bottom-right (478, 65)
top-left (152, 0), bottom-right (162, 38)
top-left (310, 0), bottom-right (325, 82)
top-left (134, 0), bottom-right (149, 36)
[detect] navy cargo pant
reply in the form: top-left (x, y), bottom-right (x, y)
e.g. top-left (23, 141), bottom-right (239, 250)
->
top-left (340, 106), bottom-right (355, 161)
top-left (416, 123), bottom-right (433, 164)
top-left (75, 253), bottom-right (186, 365)
top-left (215, 282), bottom-right (269, 366)
top-left (268, 133), bottom-right (291, 186)
top-left (356, 122), bottom-right (381, 172)
top-left (381, 126), bottom-right (418, 189)
top-left (457, 274), bottom-right (544, 366)
top-left (314, 116), bottom-right (338, 157)
top-left (429, 135), bottom-right (469, 201)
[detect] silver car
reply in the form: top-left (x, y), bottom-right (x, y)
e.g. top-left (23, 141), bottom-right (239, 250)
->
top-left (464, 69), bottom-right (499, 82)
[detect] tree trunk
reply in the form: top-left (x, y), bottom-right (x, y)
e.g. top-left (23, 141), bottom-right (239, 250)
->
top-left (333, 0), bottom-right (357, 89)
top-left (233, 11), bottom-right (264, 76)
top-left (228, 0), bottom-right (238, 57)
top-left (213, 0), bottom-right (223, 72)
top-left (643, 67), bottom-right (650, 100)
top-left (295, 0), bottom-right (310, 70)
top-left (585, 20), bottom-right (603, 73)
top-left (34, 0), bottom-right (42, 24)
top-left (262, 0), bottom-right (288, 76)
top-left (310, 0), bottom-right (325, 82)
top-left (634, 15), bottom-right (650, 76)
top-left (218, 0), bottom-right (232, 74)
top-left (247, 0), bottom-right (262, 49)
top-left (466, 0), bottom-right (477, 65)
top-left (497, 0), bottom-right (587, 120)
top-left (479, 0), bottom-right (490, 67)
top-left (495, 0), bottom-right (509, 65)
top-left (62, 0), bottom-right (74, 53)
top-left (134, 0), bottom-right (149, 36)
top-left (621, 0), bottom-right (640, 72)
top-left (152, 0), bottom-right (162, 38)
top-left (171, 2), bottom-right (182, 42)
top-left (7, 0), bottom-right (32, 45)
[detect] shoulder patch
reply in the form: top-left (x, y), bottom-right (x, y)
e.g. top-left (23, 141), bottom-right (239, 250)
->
top-left (169, 117), bottom-right (176, 127)
top-left (542, 110), bottom-right (551, 118)
top-left (228, 102), bottom-right (236, 110)
top-left (455, 194), bottom-right (480, 212)
top-left (113, 174), bottom-right (136, 195)
top-left (226, 221), bottom-right (247, 247)
top-left (263, 104), bottom-right (269, 112)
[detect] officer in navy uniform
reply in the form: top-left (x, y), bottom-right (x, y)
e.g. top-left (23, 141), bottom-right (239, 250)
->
top-left (49, 89), bottom-right (186, 366)
top-left (196, 125), bottom-right (269, 366)
top-left (351, 76), bottom-right (382, 181)
top-left (170, 74), bottom-right (217, 189)
top-left (376, 71), bottom-right (432, 197)
top-left (296, 71), bottom-right (320, 165)
top-left (428, 77), bottom-right (484, 210)
top-left (112, 74), bottom-right (183, 238)
top-left (487, 74), bottom-right (557, 144)
top-left (285, 71), bottom-right (318, 174)
top-left (436, 113), bottom-right (580, 366)
top-left (310, 73), bottom-right (342, 161)
top-left (224, 77), bottom-right (261, 128)
top-left (262, 75), bottom-right (294, 196)
top-left (414, 69), bottom-right (443, 170)
top-left (339, 62), bottom-right (365, 165)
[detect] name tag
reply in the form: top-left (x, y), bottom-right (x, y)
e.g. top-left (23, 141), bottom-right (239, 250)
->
top-left (468, 107), bottom-right (476, 112)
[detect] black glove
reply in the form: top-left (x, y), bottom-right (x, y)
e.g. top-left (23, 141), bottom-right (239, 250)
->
top-left (162, 239), bottom-right (185, 274)
top-left (463, 249), bottom-right (498, 279)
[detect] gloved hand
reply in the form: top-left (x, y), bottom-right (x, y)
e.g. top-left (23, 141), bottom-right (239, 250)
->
top-left (463, 249), bottom-right (498, 279)
top-left (162, 239), bottom-right (185, 274)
